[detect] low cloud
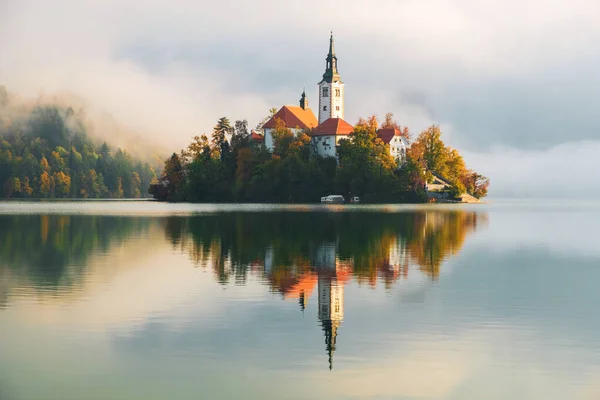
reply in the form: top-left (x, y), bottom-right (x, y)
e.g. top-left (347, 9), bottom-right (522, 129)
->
top-left (463, 140), bottom-right (600, 198)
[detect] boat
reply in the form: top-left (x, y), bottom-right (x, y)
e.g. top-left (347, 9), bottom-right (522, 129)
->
top-left (321, 195), bottom-right (345, 204)
top-left (349, 196), bottom-right (360, 203)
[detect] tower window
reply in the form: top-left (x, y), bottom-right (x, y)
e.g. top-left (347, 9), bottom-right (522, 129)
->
top-left (322, 87), bottom-right (329, 97)
top-left (323, 105), bottom-right (327, 111)
top-left (335, 89), bottom-right (340, 97)
top-left (336, 106), bottom-right (340, 111)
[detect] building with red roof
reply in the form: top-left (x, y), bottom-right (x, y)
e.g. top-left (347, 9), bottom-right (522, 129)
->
top-left (262, 90), bottom-right (317, 151)
top-left (311, 117), bottom-right (353, 158)
top-left (250, 130), bottom-right (264, 144)
top-left (377, 127), bottom-right (409, 164)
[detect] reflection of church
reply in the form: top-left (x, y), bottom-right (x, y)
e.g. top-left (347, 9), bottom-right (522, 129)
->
top-left (318, 269), bottom-right (344, 370)
top-left (282, 241), bottom-right (350, 370)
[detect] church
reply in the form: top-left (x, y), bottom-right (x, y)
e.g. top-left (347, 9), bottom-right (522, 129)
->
top-left (261, 33), bottom-right (408, 162)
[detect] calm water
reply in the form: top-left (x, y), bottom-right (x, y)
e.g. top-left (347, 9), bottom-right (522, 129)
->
top-left (1, 200), bottom-right (600, 400)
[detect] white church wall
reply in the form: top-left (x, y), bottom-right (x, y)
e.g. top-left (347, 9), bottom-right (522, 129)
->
top-left (265, 127), bottom-right (305, 152)
top-left (330, 82), bottom-right (344, 120)
top-left (264, 128), bottom-right (274, 151)
top-left (318, 82), bottom-right (332, 124)
top-left (312, 135), bottom-right (337, 158)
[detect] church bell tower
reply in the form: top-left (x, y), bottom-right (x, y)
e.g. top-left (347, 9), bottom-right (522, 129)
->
top-left (318, 32), bottom-right (344, 124)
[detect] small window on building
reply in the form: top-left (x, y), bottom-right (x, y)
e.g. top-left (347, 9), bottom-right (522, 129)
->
top-left (322, 87), bottom-right (329, 97)
top-left (335, 89), bottom-right (340, 97)
top-left (336, 106), bottom-right (340, 111)
top-left (323, 105), bottom-right (327, 111)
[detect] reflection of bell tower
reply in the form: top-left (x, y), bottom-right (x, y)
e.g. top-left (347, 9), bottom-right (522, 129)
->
top-left (318, 273), bottom-right (344, 370)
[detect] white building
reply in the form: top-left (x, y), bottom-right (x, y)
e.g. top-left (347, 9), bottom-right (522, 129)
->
top-left (262, 91), bottom-right (318, 152)
top-left (312, 118), bottom-right (353, 158)
top-left (377, 127), bottom-right (409, 165)
top-left (263, 33), bottom-right (410, 163)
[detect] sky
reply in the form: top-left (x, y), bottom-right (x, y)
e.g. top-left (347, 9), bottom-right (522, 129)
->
top-left (1, 0), bottom-right (600, 197)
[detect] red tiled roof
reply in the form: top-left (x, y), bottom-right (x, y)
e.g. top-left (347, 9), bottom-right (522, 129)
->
top-left (251, 131), bottom-right (264, 142)
top-left (262, 106), bottom-right (318, 130)
top-left (313, 118), bottom-right (354, 136)
top-left (377, 128), bottom-right (400, 144)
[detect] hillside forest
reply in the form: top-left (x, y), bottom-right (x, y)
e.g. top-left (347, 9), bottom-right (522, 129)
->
top-left (0, 85), bottom-right (159, 199)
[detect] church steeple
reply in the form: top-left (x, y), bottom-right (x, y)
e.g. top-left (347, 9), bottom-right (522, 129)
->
top-left (318, 33), bottom-right (345, 124)
top-left (299, 88), bottom-right (308, 110)
top-left (321, 32), bottom-right (340, 84)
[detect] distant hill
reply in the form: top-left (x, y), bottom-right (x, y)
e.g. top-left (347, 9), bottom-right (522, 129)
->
top-left (0, 85), bottom-right (160, 198)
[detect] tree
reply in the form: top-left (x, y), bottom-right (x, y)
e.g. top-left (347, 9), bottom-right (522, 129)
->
top-left (271, 118), bottom-right (295, 157)
top-left (22, 177), bottom-right (33, 197)
top-left (462, 172), bottom-right (489, 199)
top-left (231, 120), bottom-right (251, 151)
top-left (212, 117), bottom-right (232, 151)
top-left (115, 177), bottom-right (124, 198)
top-left (381, 113), bottom-right (399, 130)
top-left (11, 177), bottom-right (21, 197)
top-left (412, 125), bottom-right (448, 180)
top-left (39, 171), bottom-right (52, 197)
top-left (40, 157), bottom-right (50, 172)
top-left (131, 172), bottom-right (142, 198)
top-left (152, 153), bottom-right (184, 202)
top-left (53, 171), bottom-right (71, 197)
top-left (381, 112), bottom-right (412, 143)
top-left (336, 119), bottom-right (399, 202)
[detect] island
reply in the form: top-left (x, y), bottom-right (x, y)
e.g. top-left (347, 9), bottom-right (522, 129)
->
top-left (150, 34), bottom-right (488, 204)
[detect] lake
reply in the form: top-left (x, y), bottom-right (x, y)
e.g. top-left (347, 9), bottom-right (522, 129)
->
top-left (1, 200), bottom-right (600, 400)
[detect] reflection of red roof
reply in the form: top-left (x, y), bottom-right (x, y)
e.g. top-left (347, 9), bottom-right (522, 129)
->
top-left (251, 131), bottom-right (264, 142)
top-left (377, 128), bottom-right (400, 144)
top-left (283, 272), bottom-right (318, 299)
top-left (262, 106), bottom-right (318, 130)
top-left (313, 118), bottom-right (354, 136)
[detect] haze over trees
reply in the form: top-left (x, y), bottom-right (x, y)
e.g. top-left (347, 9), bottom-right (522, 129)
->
top-left (0, 85), bottom-right (159, 199)
top-left (151, 112), bottom-right (489, 203)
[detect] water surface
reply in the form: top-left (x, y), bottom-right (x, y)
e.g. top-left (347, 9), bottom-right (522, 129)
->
top-left (1, 201), bottom-right (599, 400)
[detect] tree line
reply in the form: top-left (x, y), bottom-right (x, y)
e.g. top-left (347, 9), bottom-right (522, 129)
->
top-left (166, 210), bottom-right (484, 286)
top-left (151, 112), bottom-right (489, 203)
top-left (0, 86), bottom-right (158, 199)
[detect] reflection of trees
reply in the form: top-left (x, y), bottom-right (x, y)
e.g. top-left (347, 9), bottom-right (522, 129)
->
top-left (168, 210), bottom-right (487, 291)
top-left (0, 215), bottom-right (153, 291)
top-left (407, 212), bottom-right (483, 279)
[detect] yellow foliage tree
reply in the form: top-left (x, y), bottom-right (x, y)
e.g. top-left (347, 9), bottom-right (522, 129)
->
top-left (53, 171), bottom-right (71, 197)
top-left (39, 171), bottom-right (52, 197)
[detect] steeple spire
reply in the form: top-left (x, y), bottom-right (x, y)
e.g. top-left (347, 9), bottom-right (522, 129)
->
top-left (321, 32), bottom-right (340, 84)
top-left (328, 31), bottom-right (335, 58)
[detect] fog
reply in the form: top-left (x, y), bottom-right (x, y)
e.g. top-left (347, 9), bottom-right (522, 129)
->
top-left (2, 0), bottom-right (599, 197)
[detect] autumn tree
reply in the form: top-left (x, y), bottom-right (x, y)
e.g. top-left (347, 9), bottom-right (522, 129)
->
top-left (131, 172), bottom-right (142, 198)
top-left (39, 171), bottom-right (52, 197)
top-left (53, 171), bottom-right (71, 197)
top-left (270, 118), bottom-right (295, 157)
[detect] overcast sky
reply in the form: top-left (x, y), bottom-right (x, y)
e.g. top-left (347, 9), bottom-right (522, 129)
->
top-left (1, 0), bottom-right (599, 197)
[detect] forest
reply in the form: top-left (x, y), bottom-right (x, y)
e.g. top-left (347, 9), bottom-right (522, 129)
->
top-left (0, 85), bottom-right (159, 198)
top-left (151, 113), bottom-right (489, 203)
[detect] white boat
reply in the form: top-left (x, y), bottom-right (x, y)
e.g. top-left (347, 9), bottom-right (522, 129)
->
top-left (321, 195), bottom-right (345, 204)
